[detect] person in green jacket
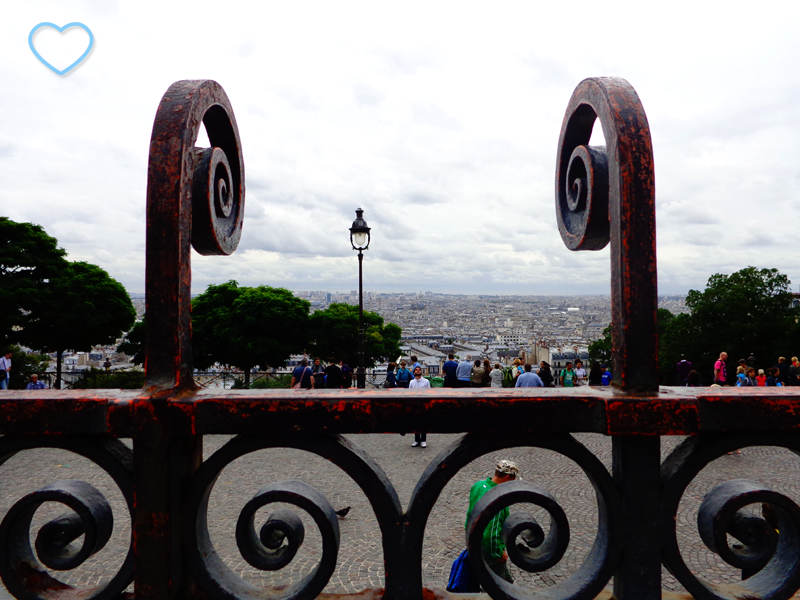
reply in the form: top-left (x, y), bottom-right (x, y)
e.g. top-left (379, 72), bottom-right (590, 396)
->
top-left (465, 459), bottom-right (521, 584)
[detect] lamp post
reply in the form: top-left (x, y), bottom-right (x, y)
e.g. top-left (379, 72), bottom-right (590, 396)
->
top-left (349, 208), bottom-right (371, 389)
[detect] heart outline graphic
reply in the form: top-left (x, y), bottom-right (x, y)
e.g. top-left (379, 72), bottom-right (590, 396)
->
top-left (28, 22), bottom-right (94, 75)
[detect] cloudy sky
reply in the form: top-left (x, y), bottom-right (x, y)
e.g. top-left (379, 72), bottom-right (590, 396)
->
top-left (3, 0), bottom-right (800, 296)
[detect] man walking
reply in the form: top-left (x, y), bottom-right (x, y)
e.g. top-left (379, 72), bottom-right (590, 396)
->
top-left (515, 364), bottom-right (544, 387)
top-left (465, 460), bottom-right (521, 584)
top-left (443, 353), bottom-right (459, 388)
top-left (714, 352), bottom-right (728, 386)
top-left (409, 366), bottom-right (430, 448)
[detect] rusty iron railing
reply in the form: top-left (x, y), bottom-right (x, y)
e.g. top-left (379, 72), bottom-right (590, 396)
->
top-left (2, 77), bottom-right (800, 600)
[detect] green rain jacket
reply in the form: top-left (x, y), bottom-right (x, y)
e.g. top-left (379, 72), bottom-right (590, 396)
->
top-left (465, 478), bottom-right (509, 560)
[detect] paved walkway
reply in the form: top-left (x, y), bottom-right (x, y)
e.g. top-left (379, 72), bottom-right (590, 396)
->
top-left (1, 433), bottom-right (798, 597)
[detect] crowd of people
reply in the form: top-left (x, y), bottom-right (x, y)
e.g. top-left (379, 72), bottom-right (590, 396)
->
top-left (684, 352), bottom-right (800, 387)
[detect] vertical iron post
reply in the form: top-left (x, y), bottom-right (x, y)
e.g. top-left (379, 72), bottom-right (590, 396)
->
top-left (357, 250), bottom-right (365, 389)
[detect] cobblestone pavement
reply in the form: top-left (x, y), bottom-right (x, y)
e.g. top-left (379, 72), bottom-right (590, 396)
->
top-left (1, 433), bottom-right (799, 598)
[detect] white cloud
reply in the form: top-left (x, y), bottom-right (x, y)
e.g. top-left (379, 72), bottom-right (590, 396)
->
top-left (3, 0), bottom-right (800, 297)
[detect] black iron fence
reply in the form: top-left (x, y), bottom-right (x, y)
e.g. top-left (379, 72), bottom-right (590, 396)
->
top-left (2, 77), bottom-right (799, 600)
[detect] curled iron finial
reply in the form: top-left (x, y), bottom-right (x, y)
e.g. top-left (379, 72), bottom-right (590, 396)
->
top-left (145, 80), bottom-right (245, 391)
top-left (556, 77), bottom-right (657, 392)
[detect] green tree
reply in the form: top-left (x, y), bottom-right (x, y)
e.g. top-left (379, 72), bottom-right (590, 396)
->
top-left (21, 261), bottom-right (136, 388)
top-left (588, 309), bottom-right (675, 379)
top-left (660, 267), bottom-right (797, 385)
top-left (308, 303), bottom-right (402, 366)
top-left (191, 281), bottom-right (310, 386)
top-left (0, 218), bottom-right (67, 344)
top-left (117, 318), bottom-right (145, 365)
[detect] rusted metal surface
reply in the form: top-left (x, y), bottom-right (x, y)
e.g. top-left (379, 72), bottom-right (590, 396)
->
top-left (145, 79), bottom-right (245, 394)
top-left (3, 77), bottom-right (800, 600)
top-left (556, 77), bottom-right (657, 394)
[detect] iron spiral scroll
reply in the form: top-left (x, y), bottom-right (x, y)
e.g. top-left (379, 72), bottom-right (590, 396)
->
top-left (0, 436), bottom-right (134, 600)
top-left (555, 76), bottom-right (658, 392)
top-left (145, 79), bottom-right (245, 391)
top-left (661, 433), bottom-right (800, 600)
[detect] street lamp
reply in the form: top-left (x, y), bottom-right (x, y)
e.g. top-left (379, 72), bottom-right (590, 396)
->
top-left (349, 208), bottom-right (371, 389)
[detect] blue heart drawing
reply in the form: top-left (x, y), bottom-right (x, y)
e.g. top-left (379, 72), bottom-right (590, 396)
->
top-left (28, 22), bottom-right (94, 75)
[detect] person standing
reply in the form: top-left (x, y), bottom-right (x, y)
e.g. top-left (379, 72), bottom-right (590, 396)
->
top-left (0, 351), bottom-right (12, 390)
top-left (766, 367), bottom-right (783, 387)
top-left (340, 360), bottom-right (353, 388)
top-left (291, 359), bottom-right (314, 389)
top-left (470, 360), bottom-right (485, 388)
top-left (773, 357), bottom-right (790, 386)
top-left (676, 355), bottom-right (693, 386)
top-left (384, 362), bottom-right (398, 388)
top-left (713, 352), bottom-right (728, 386)
top-left (456, 355), bottom-right (473, 388)
top-left (560, 362), bottom-right (576, 388)
top-left (756, 369), bottom-right (767, 386)
top-left (311, 358), bottom-right (326, 389)
top-left (515, 364), bottom-right (544, 387)
top-left (601, 364), bottom-right (613, 386)
top-left (324, 358), bottom-right (343, 389)
top-left (482, 359), bottom-right (492, 387)
top-left (790, 357), bottom-right (800, 387)
top-left (489, 363), bottom-right (504, 387)
top-left (443, 354), bottom-right (459, 388)
top-left (465, 460), bottom-right (521, 584)
top-left (396, 361), bottom-right (412, 388)
top-left (409, 366), bottom-right (430, 447)
top-left (574, 360), bottom-right (587, 386)
top-left (26, 374), bottom-right (47, 389)
top-left (410, 355), bottom-right (422, 375)
top-left (538, 361), bottom-right (554, 387)
top-left (588, 362), bottom-right (603, 386)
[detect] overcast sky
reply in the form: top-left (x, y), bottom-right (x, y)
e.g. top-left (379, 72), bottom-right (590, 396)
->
top-left (3, 1), bottom-right (800, 296)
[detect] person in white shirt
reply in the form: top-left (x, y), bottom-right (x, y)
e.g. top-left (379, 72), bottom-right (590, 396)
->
top-left (0, 351), bottom-right (11, 389)
top-left (409, 366), bottom-right (430, 447)
top-left (574, 360), bottom-right (587, 386)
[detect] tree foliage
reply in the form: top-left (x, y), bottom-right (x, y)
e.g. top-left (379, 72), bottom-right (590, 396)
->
top-left (117, 319), bottom-right (145, 365)
top-left (308, 303), bottom-right (402, 366)
top-left (22, 261), bottom-right (136, 387)
top-left (660, 267), bottom-right (798, 384)
top-left (191, 281), bottom-right (310, 385)
top-left (3, 345), bottom-right (51, 390)
top-left (588, 309), bottom-right (674, 375)
top-left (0, 218), bottom-right (66, 344)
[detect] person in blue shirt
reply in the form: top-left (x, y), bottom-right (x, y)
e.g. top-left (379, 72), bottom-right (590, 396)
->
top-left (601, 364), bottom-right (613, 386)
top-left (456, 355), bottom-right (473, 388)
top-left (442, 353), bottom-right (458, 388)
top-left (515, 364), bottom-right (544, 387)
top-left (26, 374), bottom-right (47, 390)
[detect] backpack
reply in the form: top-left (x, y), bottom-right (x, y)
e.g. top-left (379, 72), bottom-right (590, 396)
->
top-left (502, 367), bottom-right (515, 388)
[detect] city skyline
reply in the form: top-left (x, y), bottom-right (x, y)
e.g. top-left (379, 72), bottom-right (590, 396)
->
top-left (3, 1), bottom-right (799, 295)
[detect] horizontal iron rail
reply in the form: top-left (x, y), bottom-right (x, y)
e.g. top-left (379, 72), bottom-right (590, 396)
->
top-left (2, 387), bottom-right (800, 437)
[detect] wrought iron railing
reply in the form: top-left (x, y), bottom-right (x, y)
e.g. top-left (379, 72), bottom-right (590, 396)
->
top-left (2, 77), bottom-right (800, 600)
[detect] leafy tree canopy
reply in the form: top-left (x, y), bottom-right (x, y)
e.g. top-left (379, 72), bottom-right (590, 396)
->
top-left (0, 217), bottom-right (67, 343)
top-left (21, 261), bottom-right (137, 387)
top-left (660, 267), bottom-right (798, 384)
top-left (191, 281), bottom-right (310, 385)
top-left (589, 308), bottom-right (674, 376)
top-left (117, 318), bottom-right (145, 365)
top-left (308, 302), bottom-right (401, 367)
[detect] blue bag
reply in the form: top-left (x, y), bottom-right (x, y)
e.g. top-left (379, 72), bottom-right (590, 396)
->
top-left (446, 549), bottom-right (480, 593)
